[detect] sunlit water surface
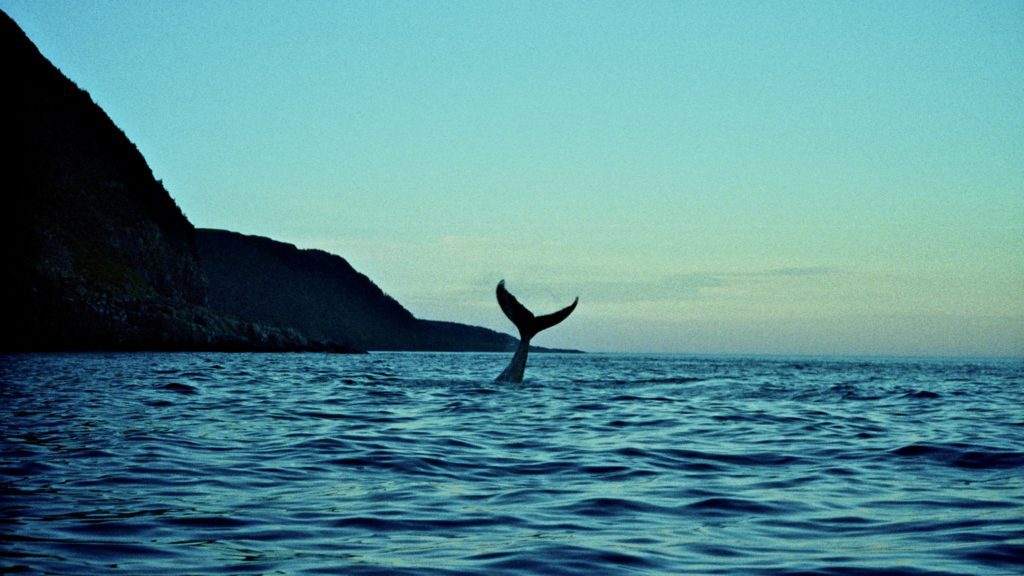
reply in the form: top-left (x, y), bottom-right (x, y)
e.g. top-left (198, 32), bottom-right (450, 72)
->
top-left (2, 352), bottom-right (1022, 575)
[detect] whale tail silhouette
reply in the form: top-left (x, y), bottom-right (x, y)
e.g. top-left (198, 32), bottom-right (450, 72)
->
top-left (496, 280), bottom-right (578, 341)
top-left (495, 280), bottom-right (577, 383)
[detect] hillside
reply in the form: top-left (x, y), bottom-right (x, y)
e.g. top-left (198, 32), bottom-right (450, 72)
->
top-left (197, 229), bottom-right (535, 352)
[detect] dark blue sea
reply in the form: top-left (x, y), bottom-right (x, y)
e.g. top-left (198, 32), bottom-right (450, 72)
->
top-left (2, 352), bottom-right (1022, 575)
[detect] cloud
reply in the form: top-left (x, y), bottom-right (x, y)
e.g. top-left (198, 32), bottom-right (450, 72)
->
top-left (734, 266), bottom-right (842, 278)
top-left (575, 274), bottom-right (723, 304)
top-left (567, 267), bottom-right (843, 305)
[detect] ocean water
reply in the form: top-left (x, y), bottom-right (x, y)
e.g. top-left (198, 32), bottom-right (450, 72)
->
top-left (1, 352), bottom-right (1022, 575)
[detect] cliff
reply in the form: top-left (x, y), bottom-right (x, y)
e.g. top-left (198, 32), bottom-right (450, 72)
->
top-left (0, 10), bottom-right (356, 352)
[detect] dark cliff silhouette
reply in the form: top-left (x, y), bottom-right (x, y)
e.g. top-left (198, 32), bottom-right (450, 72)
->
top-left (0, 10), bottom-right (565, 354)
top-left (0, 9), bottom-right (358, 352)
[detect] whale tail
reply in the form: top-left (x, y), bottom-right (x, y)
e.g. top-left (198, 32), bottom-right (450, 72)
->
top-left (496, 280), bottom-right (578, 343)
top-left (494, 280), bottom-right (578, 383)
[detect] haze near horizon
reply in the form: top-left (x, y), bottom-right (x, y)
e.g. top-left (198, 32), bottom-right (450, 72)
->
top-left (4, 1), bottom-right (1022, 357)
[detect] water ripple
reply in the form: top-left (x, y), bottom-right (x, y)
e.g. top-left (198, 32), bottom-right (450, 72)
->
top-left (1, 352), bottom-right (1022, 574)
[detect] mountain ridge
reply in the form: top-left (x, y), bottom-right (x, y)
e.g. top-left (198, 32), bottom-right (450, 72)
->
top-left (197, 229), bottom-right (578, 353)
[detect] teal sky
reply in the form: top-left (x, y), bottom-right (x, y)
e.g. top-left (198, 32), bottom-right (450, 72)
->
top-left (5, 1), bottom-right (1023, 356)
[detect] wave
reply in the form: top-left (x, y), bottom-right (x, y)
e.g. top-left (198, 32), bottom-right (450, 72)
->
top-left (890, 443), bottom-right (1024, 470)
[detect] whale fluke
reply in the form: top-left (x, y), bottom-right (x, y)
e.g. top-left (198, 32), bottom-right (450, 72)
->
top-left (495, 280), bottom-right (578, 383)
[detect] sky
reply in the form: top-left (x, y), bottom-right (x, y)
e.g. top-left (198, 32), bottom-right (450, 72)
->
top-left (4, 1), bottom-right (1023, 357)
